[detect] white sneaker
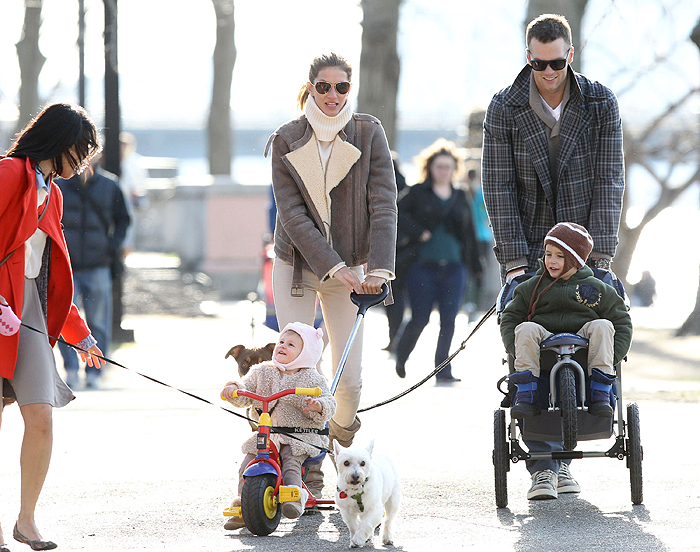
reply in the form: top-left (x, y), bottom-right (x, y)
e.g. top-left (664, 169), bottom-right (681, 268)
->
top-left (557, 463), bottom-right (581, 493)
top-left (527, 469), bottom-right (558, 500)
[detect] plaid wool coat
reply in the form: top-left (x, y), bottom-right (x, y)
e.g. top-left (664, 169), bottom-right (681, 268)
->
top-left (482, 65), bottom-right (624, 280)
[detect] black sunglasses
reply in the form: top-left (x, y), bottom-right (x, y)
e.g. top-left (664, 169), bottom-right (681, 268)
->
top-left (314, 81), bottom-right (351, 95)
top-left (528, 48), bottom-right (571, 71)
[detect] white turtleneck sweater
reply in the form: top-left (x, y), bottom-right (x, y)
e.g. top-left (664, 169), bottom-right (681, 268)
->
top-left (304, 96), bottom-right (353, 173)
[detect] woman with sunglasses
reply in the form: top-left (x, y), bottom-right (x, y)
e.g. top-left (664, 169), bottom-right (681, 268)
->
top-left (1, 103), bottom-right (105, 551)
top-left (264, 53), bottom-right (397, 494)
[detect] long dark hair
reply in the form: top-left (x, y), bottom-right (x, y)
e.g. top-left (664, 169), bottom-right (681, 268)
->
top-left (4, 103), bottom-right (101, 176)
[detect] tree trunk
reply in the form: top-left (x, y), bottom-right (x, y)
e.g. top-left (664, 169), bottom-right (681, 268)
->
top-left (208, 0), bottom-right (236, 176)
top-left (15, 0), bottom-right (45, 134)
top-left (357, 0), bottom-right (402, 150)
top-left (525, 0), bottom-right (589, 73)
top-left (677, 17), bottom-right (700, 336)
top-left (103, 0), bottom-right (121, 177)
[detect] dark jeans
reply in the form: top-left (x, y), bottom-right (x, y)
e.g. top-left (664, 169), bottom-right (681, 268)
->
top-left (59, 266), bottom-right (112, 376)
top-left (395, 261), bottom-right (467, 378)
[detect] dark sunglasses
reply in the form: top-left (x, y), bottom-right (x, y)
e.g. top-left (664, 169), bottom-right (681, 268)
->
top-left (528, 48), bottom-right (571, 71)
top-left (314, 81), bottom-right (351, 95)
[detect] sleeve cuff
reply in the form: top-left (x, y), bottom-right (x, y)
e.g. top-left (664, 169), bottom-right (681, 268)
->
top-left (505, 257), bottom-right (529, 273)
top-left (367, 269), bottom-right (395, 281)
top-left (76, 334), bottom-right (97, 351)
top-left (325, 262), bottom-right (347, 280)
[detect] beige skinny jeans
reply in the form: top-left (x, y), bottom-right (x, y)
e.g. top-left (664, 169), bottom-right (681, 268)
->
top-left (513, 319), bottom-right (615, 377)
top-left (272, 259), bottom-right (364, 428)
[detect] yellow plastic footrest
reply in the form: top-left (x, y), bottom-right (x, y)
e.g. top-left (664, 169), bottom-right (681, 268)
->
top-left (278, 486), bottom-right (301, 503)
top-left (223, 506), bottom-right (242, 518)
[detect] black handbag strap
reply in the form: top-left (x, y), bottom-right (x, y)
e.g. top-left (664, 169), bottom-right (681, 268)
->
top-left (0, 183), bottom-right (53, 269)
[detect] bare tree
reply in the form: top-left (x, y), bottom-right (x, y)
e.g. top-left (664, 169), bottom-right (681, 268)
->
top-left (677, 18), bottom-right (700, 336)
top-left (614, 88), bottom-right (700, 287)
top-left (103, 0), bottom-right (121, 177)
top-left (525, 0), bottom-right (589, 73)
top-left (357, 0), bottom-right (402, 150)
top-left (208, 0), bottom-right (236, 176)
top-left (15, 0), bottom-right (45, 133)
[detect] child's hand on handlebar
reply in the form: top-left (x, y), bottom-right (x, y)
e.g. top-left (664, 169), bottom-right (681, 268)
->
top-left (303, 397), bottom-right (322, 413)
top-left (221, 382), bottom-right (241, 399)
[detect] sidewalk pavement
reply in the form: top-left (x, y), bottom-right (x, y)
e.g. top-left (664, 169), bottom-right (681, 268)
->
top-left (2, 274), bottom-right (699, 551)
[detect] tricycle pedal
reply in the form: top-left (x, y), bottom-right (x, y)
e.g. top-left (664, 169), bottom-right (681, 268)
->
top-left (223, 506), bottom-right (242, 518)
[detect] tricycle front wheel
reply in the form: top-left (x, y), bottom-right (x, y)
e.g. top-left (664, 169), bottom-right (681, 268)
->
top-left (241, 473), bottom-right (281, 535)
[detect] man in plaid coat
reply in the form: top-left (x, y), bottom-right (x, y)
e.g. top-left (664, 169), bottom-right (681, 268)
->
top-left (482, 14), bottom-right (624, 284)
top-left (482, 14), bottom-right (625, 501)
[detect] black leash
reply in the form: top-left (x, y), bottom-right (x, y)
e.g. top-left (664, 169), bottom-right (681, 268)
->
top-left (357, 303), bottom-right (496, 413)
top-left (18, 322), bottom-right (332, 453)
top-left (19, 303), bottom-right (496, 447)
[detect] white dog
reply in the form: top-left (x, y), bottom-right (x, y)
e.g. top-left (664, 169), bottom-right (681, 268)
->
top-left (334, 439), bottom-right (401, 548)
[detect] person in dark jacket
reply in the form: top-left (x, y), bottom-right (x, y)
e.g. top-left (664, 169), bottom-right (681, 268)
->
top-left (393, 139), bottom-right (482, 384)
top-left (58, 155), bottom-right (130, 389)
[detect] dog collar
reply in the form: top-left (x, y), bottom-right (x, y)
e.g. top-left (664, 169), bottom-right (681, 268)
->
top-left (337, 478), bottom-right (369, 512)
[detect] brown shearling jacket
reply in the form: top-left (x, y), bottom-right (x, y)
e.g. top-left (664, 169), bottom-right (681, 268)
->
top-left (265, 113), bottom-right (397, 295)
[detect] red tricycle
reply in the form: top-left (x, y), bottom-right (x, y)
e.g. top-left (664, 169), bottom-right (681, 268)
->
top-left (222, 386), bottom-right (333, 535)
top-left (222, 285), bottom-right (389, 535)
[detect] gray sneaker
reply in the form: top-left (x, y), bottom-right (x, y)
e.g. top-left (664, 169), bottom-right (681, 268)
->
top-left (557, 463), bottom-right (581, 493)
top-left (527, 469), bottom-right (558, 500)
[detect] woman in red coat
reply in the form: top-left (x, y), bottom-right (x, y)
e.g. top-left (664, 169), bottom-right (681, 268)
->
top-left (0, 103), bottom-right (105, 551)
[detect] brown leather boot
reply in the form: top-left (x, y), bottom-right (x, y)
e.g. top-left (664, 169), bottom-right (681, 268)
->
top-left (329, 416), bottom-right (362, 469)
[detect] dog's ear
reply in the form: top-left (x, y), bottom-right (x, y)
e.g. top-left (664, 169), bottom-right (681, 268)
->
top-left (264, 342), bottom-right (276, 355)
top-left (333, 439), bottom-right (343, 457)
top-left (366, 439), bottom-right (375, 456)
top-left (225, 345), bottom-right (245, 360)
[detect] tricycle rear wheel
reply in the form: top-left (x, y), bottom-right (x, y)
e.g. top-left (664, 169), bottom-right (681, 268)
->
top-left (241, 473), bottom-right (281, 535)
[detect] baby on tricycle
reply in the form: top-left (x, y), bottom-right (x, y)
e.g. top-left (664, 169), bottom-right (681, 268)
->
top-left (221, 322), bottom-right (336, 530)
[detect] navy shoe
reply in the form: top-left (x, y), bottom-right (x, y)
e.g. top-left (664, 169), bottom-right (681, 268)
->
top-left (509, 370), bottom-right (541, 418)
top-left (589, 368), bottom-right (615, 417)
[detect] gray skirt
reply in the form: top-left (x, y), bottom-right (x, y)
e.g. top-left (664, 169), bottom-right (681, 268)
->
top-left (0, 277), bottom-right (75, 410)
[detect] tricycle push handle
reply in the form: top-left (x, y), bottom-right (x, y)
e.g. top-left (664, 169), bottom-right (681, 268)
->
top-left (350, 283), bottom-right (389, 316)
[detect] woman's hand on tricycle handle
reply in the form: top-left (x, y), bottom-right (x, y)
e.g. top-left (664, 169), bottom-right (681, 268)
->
top-left (333, 267), bottom-right (364, 294)
top-left (361, 275), bottom-right (385, 295)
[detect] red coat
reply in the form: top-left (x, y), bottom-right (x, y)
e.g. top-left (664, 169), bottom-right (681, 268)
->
top-left (0, 157), bottom-right (90, 379)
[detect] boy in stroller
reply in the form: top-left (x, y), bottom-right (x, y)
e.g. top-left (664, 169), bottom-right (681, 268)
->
top-left (499, 222), bottom-right (632, 499)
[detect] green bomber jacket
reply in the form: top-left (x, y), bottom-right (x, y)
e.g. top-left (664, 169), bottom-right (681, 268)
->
top-left (500, 263), bottom-right (632, 366)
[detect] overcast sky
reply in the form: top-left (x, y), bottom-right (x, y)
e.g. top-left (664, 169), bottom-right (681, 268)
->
top-left (1, 0), bottom-right (699, 131)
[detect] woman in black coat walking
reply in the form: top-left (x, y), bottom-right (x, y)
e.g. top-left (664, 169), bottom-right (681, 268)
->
top-left (394, 139), bottom-right (482, 383)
